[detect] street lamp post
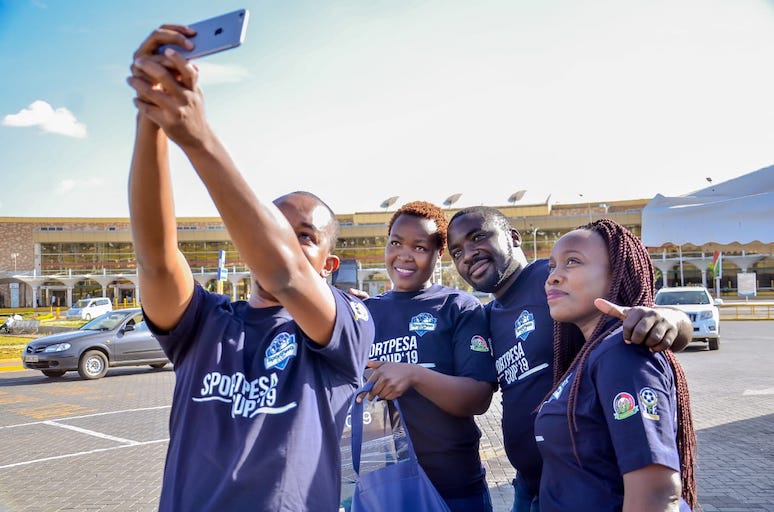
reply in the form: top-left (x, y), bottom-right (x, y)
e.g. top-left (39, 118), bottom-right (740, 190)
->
top-left (529, 225), bottom-right (539, 262)
top-left (579, 193), bottom-right (592, 223)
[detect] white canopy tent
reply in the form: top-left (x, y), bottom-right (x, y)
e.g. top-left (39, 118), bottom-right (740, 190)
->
top-left (641, 165), bottom-right (774, 293)
top-left (642, 165), bottom-right (774, 250)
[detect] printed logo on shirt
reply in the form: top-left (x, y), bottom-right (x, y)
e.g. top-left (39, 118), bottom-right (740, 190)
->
top-left (612, 391), bottom-right (639, 420)
top-left (409, 313), bottom-right (437, 336)
top-left (547, 372), bottom-right (573, 402)
top-left (369, 336), bottom-right (419, 363)
top-left (349, 300), bottom-right (370, 322)
top-left (638, 387), bottom-right (660, 420)
top-left (469, 335), bottom-right (490, 352)
top-left (193, 370), bottom-right (297, 418)
top-left (514, 310), bottom-right (535, 341)
top-left (264, 332), bottom-right (297, 371)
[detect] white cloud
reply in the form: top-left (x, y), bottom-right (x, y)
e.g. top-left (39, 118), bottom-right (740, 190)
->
top-left (55, 179), bottom-right (76, 195)
top-left (196, 62), bottom-right (250, 86)
top-left (2, 100), bottom-right (87, 138)
top-left (53, 177), bottom-right (106, 197)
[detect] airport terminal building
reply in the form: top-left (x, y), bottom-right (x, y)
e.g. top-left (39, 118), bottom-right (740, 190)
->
top-left (1, 197), bottom-right (771, 309)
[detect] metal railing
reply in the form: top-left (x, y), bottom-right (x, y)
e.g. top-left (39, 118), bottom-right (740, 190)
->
top-left (719, 302), bottom-right (774, 321)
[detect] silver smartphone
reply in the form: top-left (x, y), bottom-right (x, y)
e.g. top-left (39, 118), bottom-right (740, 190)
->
top-left (158, 9), bottom-right (249, 59)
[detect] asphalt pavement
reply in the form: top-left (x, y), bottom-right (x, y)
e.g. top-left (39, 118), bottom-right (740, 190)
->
top-left (0, 320), bottom-right (772, 511)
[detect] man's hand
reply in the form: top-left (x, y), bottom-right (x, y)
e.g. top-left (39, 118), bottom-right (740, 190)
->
top-left (346, 288), bottom-right (370, 300)
top-left (127, 25), bottom-right (211, 148)
top-left (357, 360), bottom-right (416, 403)
top-left (595, 298), bottom-right (687, 353)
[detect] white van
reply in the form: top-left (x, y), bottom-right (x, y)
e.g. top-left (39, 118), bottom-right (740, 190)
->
top-left (65, 297), bottom-right (113, 321)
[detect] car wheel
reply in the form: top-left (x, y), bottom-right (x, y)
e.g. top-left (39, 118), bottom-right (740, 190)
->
top-left (78, 350), bottom-right (108, 379)
top-left (41, 370), bottom-right (67, 378)
top-left (708, 338), bottom-right (720, 351)
top-left (149, 362), bottom-right (167, 369)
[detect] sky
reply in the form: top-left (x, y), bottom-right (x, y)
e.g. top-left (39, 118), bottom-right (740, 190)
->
top-left (2, 0), bottom-right (774, 218)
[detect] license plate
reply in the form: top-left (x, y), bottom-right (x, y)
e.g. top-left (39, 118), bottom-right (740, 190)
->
top-left (24, 355), bottom-right (39, 363)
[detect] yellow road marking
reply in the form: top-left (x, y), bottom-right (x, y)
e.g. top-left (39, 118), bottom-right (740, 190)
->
top-left (0, 391), bottom-right (40, 405)
top-left (13, 403), bottom-right (97, 420)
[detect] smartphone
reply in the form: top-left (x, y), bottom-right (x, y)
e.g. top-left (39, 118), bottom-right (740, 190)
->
top-left (158, 9), bottom-right (250, 60)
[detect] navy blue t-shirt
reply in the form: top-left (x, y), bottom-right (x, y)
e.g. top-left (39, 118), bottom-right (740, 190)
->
top-left (364, 284), bottom-right (496, 499)
top-left (534, 328), bottom-right (689, 512)
top-left (487, 258), bottom-right (553, 496)
top-left (149, 284), bottom-right (374, 512)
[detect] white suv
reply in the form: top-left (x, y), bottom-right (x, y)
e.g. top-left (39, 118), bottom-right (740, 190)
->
top-left (654, 286), bottom-right (721, 350)
top-left (65, 297), bottom-right (113, 321)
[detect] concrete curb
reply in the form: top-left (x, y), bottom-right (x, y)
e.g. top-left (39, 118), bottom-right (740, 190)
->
top-left (0, 358), bottom-right (24, 372)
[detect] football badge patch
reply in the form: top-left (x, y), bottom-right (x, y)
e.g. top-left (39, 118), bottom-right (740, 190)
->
top-left (469, 335), bottom-right (490, 352)
top-left (638, 387), bottom-right (660, 420)
top-left (349, 300), bottom-right (370, 322)
top-left (265, 332), bottom-right (297, 370)
top-left (514, 310), bottom-right (536, 341)
top-left (409, 313), bottom-right (437, 336)
top-left (612, 391), bottom-right (639, 420)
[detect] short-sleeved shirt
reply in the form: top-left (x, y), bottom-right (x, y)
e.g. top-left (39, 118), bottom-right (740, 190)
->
top-left (364, 284), bottom-right (496, 499)
top-left (149, 284), bottom-right (374, 512)
top-left (534, 327), bottom-right (688, 512)
top-left (487, 258), bottom-right (553, 495)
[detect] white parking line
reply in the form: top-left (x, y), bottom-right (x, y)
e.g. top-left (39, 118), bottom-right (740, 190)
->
top-left (0, 439), bottom-right (168, 470)
top-left (43, 420), bottom-right (140, 445)
top-left (743, 388), bottom-right (774, 395)
top-left (0, 405), bottom-right (172, 470)
top-left (0, 405), bottom-right (171, 429)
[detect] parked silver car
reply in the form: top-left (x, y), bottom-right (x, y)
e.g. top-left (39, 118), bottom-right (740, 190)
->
top-left (22, 308), bottom-right (169, 379)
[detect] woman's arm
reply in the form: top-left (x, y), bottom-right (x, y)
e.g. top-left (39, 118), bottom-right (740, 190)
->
top-left (623, 463), bottom-right (682, 511)
top-left (363, 360), bottom-right (494, 416)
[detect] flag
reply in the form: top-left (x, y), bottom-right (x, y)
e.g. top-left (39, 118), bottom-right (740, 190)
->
top-left (712, 251), bottom-right (722, 277)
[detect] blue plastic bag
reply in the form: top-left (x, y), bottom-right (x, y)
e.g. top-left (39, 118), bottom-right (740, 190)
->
top-left (346, 382), bottom-right (451, 512)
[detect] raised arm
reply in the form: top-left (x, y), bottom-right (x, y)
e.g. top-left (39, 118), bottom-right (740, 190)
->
top-left (127, 25), bottom-right (337, 344)
top-left (127, 25), bottom-right (200, 331)
top-left (128, 114), bottom-right (194, 331)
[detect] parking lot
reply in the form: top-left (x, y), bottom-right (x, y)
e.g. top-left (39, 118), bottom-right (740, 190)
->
top-left (1, 321), bottom-right (773, 511)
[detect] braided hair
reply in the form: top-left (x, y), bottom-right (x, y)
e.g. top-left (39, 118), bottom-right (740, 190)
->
top-left (549, 219), bottom-right (697, 510)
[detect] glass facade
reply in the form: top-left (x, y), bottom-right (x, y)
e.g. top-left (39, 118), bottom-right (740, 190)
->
top-left (39, 241), bottom-right (247, 275)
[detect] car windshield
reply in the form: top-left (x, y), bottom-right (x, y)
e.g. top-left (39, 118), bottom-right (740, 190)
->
top-left (655, 290), bottom-right (711, 306)
top-left (73, 299), bottom-right (91, 309)
top-left (81, 312), bottom-right (130, 331)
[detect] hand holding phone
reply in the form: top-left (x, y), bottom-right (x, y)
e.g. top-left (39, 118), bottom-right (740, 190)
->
top-left (158, 9), bottom-right (249, 60)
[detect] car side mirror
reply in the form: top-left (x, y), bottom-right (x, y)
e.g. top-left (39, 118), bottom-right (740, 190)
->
top-left (714, 298), bottom-right (723, 306)
top-left (123, 324), bottom-right (135, 332)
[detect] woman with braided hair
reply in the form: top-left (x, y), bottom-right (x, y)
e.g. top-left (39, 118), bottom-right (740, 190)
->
top-left (534, 219), bottom-right (697, 511)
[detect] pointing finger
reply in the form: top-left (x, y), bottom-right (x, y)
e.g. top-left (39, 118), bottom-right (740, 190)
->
top-left (594, 298), bottom-right (629, 320)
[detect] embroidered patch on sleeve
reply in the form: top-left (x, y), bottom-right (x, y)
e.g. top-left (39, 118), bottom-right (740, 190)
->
top-left (638, 387), bottom-right (660, 420)
top-left (469, 335), bottom-right (490, 352)
top-left (349, 300), bottom-right (370, 322)
top-left (612, 391), bottom-right (639, 420)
